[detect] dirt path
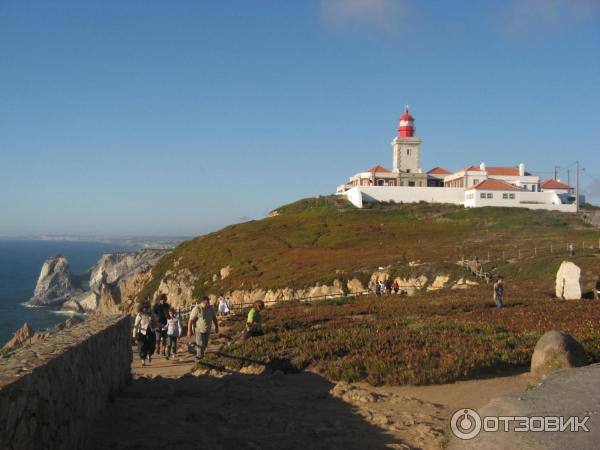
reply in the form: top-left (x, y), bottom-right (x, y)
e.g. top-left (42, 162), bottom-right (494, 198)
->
top-left (90, 341), bottom-right (531, 450)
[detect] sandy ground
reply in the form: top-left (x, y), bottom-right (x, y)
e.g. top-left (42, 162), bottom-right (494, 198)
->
top-left (87, 330), bottom-right (532, 450)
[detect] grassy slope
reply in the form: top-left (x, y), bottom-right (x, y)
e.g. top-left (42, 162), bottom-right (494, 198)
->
top-left (139, 196), bottom-right (599, 300)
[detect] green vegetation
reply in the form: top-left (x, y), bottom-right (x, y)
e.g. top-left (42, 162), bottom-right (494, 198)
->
top-left (138, 196), bottom-right (599, 301)
top-left (204, 288), bottom-right (600, 386)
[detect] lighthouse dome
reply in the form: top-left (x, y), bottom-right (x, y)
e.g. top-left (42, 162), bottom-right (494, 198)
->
top-left (398, 106), bottom-right (415, 137)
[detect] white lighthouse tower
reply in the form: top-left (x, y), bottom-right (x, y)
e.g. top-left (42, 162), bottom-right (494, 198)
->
top-left (392, 107), bottom-right (426, 187)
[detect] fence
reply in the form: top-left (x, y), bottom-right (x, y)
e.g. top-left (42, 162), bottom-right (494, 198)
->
top-left (177, 289), bottom-right (374, 320)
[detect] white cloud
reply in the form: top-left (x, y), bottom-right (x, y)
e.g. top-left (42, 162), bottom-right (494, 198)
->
top-left (320, 0), bottom-right (409, 30)
top-left (503, 0), bottom-right (600, 36)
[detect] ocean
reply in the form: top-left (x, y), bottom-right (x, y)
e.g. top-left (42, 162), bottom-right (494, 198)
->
top-left (0, 240), bottom-right (133, 345)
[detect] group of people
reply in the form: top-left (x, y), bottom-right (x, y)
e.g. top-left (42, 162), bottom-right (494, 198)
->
top-left (132, 294), bottom-right (182, 366)
top-left (375, 280), bottom-right (406, 296)
top-left (132, 293), bottom-right (265, 366)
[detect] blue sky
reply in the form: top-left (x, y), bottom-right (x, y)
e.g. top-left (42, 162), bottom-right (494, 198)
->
top-left (1, 0), bottom-right (599, 237)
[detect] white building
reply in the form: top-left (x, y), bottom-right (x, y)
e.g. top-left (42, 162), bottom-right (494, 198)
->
top-left (337, 108), bottom-right (577, 212)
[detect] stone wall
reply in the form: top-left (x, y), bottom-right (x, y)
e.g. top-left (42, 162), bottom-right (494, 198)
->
top-left (0, 315), bottom-right (132, 450)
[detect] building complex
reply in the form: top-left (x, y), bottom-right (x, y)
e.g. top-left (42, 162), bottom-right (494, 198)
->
top-left (336, 108), bottom-right (577, 212)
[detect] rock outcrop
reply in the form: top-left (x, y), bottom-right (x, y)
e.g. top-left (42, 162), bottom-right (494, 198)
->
top-left (555, 261), bottom-right (582, 300)
top-left (27, 249), bottom-right (170, 314)
top-left (530, 330), bottom-right (587, 378)
top-left (28, 255), bottom-right (76, 306)
top-left (89, 249), bottom-right (168, 293)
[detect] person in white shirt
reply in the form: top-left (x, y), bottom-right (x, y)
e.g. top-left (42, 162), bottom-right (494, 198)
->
top-left (132, 302), bottom-right (156, 366)
top-left (162, 308), bottom-right (182, 360)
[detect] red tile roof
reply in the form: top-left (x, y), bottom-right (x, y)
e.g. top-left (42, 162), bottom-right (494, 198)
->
top-left (468, 179), bottom-right (519, 191)
top-left (486, 167), bottom-right (520, 176)
top-left (427, 167), bottom-right (451, 175)
top-left (459, 165), bottom-right (522, 176)
top-left (540, 179), bottom-right (571, 190)
top-left (367, 165), bottom-right (392, 173)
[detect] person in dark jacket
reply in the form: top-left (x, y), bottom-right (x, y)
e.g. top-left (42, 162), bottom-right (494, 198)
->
top-left (153, 294), bottom-right (170, 356)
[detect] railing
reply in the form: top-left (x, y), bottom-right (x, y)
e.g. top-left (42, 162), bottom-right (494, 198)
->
top-left (177, 289), bottom-right (375, 319)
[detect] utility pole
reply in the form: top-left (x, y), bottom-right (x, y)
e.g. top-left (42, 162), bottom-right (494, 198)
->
top-left (567, 169), bottom-right (570, 187)
top-left (554, 166), bottom-right (560, 180)
top-left (576, 161), bottom-right (580, 211)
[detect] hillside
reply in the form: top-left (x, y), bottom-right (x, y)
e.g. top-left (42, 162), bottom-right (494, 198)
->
top-left (137, 196), bottom-right (599, 303)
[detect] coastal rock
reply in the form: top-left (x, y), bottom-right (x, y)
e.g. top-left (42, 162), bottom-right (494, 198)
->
top-left (1, 323), bottom-right (35, 350)
top-left (555, 261), bottom-right (582, 300)
top-left (62, 299), bottom-right (84, 313)
top-left (89, 249), bottom-right (169, 293)
top-left (97, 283), bottom-right (121, 315)
top-left (28, 255), bottom-right (74, 306)
top-left (531, 330), bottom-right (587, 378)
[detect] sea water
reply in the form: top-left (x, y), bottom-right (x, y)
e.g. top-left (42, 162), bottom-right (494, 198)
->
top-left (0, 240), bottom-right (132, 345)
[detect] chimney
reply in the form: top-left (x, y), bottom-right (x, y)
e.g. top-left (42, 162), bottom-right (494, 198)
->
top-left (479, 162), bottom-right (486, 171)
top-left (519, 163), bottom-right (525, 177)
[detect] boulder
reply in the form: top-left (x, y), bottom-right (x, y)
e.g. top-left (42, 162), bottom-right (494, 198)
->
top-left (369, 270), bottom-right (390, 289)
top-left (347, 278), bottom-right (365, 294)
top-left (395, 275), bottom-right (428, 296)
top-left (220, 265), bottom-right (231, 279)
top-left (28, 255), bottom-right (74, 306)
top-left (531, 330), bottom-right (587, 378)
top-left (555, 261), bottom-right (582, 300)
top-left (427, 275), bottom-right (449, 291)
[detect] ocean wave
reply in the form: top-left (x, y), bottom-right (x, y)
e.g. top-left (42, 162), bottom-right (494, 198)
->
top-left (20, 302), bottom-right (49, 308)
top-left (49, 310), bottom-right (87, 318)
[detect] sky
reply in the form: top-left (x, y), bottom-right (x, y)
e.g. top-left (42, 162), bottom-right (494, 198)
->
top-left (1, 0), bottom-right (599, 237)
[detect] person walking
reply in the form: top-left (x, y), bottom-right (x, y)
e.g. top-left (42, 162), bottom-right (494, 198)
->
top-left (153, 294), bottom-right (170, 356)
top-left (218, 295), bottom-right (231, 316)
top-left (246, 300), bottom-right (265, 337)
top-left (569, 243), bottom-right (575, 257)
top-left (375, 282), bottom-right (382, 297)
top-left (391, 280), bottom-right (399, 294)
top-left (493, 276), bottom-right (505, 308)
top-left (187, 296), bottom-right (219, 360)
top-left (163, 308), bottom-right (182, 360)
top-left (133, 302), bottom-right (156, 366)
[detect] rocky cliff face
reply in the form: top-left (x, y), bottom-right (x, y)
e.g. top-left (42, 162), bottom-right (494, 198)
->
top-left (27, 249), bottom-right (170, 313)
top-left (28, 255), bottom-right (77, 306)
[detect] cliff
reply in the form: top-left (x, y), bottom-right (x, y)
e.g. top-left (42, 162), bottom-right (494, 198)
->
top-left (27, 249), bottom-right (170, 313)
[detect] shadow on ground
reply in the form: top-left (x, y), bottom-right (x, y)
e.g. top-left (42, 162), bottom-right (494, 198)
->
top-left (86, 371), bottom-right (403, 450)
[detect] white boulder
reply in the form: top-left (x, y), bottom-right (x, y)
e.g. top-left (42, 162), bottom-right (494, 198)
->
top-left (555, 261), bottom-right (582, 300)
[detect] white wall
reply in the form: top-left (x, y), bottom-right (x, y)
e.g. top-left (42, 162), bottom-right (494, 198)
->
top-left (465, 190), bottom-right (576, 212)
top-left (344, 186), bottom-right (464, 208)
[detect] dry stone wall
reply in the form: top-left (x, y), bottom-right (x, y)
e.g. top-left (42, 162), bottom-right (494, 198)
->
top-left (0, 315), bottom-right (132, 450)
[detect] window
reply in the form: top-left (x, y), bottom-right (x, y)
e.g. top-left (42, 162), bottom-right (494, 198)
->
top-left (480, 193), bottom-right (486, 199)
top-left (377, 179), bottom-right (385, 186)
top-left (487, 193), bottom-right (493, 199)
top-left (406, 149), bottom-right (411, 155)
top-left (509, 193), bottom-right (515, 199)
top-left (503, 193), bottom-right (508, 199)
top-left (406, 169), bottom-right (411, 173)
top-left (473, 179), bottom-right (480, 185)
top-left (408, 181), bottom-right (415, 187)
